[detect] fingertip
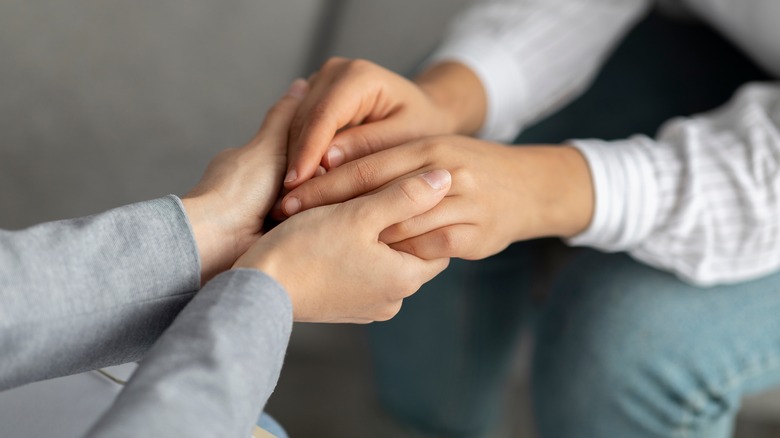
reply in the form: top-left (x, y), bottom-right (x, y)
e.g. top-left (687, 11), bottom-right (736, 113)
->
top-left (283, 168), bottom-right (298, 186)
top-left (420, 169), bottom-right (451, 191)
top-left (286, 78), bottom-right (309, 99)
top-left (324, 145), bottom-right (345, 169)
top-left (283, 197), bottom-right (301, 216)
top-left (284, 168), bottom-right (317, 189)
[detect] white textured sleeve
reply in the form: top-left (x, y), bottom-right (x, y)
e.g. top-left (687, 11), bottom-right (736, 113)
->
top-left (429, 0), bottom-right (651, 141)
top-left (569, 83), bottom-right (780, 286)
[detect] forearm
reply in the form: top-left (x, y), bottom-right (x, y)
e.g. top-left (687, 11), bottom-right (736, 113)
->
top-left (569, 82), bottom-right (780, 286)
top-left (87, 269), bottom-right (292, 438)
top-left (429, 0), bottom-right (651, 141)
top-left (0, 196), bottom-right (200, 390)
top-left (506, 146), bottom-right (595, 241)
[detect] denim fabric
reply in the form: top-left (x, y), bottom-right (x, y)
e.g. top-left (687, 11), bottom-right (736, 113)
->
top-left (371, 245), bottom-right (780, 437)
top-left (533, 250), bottom-right (780, 437)
top-left (368, 11), bottom-right (777, 438)
top-left (369, 242), bottom-right (539, 437)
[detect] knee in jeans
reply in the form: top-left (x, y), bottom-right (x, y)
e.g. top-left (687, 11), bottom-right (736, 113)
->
top-left (533, 252), bottom-right (738, 432)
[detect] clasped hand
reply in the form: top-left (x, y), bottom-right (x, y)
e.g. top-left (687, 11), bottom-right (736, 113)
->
top-left (183, 56), bottom-right (594, 324)
top-left (181, 79), bottom-right (450, 323)
top-left (278, 58), bottom-right (594, 262)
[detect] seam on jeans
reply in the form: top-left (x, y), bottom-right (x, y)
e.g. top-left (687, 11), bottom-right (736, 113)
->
top-left (675, 354), bottom-right (780, 438)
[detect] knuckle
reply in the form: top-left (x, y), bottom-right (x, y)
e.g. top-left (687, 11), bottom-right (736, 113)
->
top-left (420, 138), bottom-right (447, 158)
top-left (399, 273), bottom-right (423, 297)
top-left (348, 128), bottom-right (378, 153)
top-left (397, 178), bottom-right (420, 205)
top-left (439, 228), bottom-right (462, 255)
top-left (307, 181), bottom-right (328, 206)
top-left (375, 301), bottom-right (403, 322)
top-left (344, 58), bottom-right (374, 74)
top-left (353, 160), bottom-right (378, 188)
top-left (390, 220), bottom-right (413, 241)
top-left (453, 167), bottom-right (476, 192)
top-left (400, 238), bottom-right (421, 258)
top-left (321, 56), bottom-right (346, 71)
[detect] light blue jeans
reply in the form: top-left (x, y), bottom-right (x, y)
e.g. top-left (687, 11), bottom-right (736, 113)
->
top-left (370, 245), bottom-right (780, 437)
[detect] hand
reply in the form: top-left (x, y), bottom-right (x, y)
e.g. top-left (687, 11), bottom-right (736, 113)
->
top-left (234, 170), bottom-right (452, 323)
top-left (282, 136), bottom-right (595, 261)
top-left (182, 79), bottom-right (309, 283)
top-left (283, 58), bottom-right (487, 188)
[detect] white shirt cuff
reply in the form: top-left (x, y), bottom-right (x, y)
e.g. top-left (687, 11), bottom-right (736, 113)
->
top-left (428, 35), bottom-right (526, 142)
top-left (567, 136), bottom-right (660, 251)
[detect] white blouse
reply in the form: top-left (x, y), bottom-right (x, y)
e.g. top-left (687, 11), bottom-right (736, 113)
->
top-left (431, 0), bottom-right (780, 285)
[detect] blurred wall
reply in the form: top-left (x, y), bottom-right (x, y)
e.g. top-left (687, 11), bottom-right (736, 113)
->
top-left (0, 0), bottom-right (323, 228)
top-left (310, 0), bottom-right (472, 73)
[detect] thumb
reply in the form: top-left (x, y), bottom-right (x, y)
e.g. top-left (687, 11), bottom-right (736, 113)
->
top-left (348, 169), bottom-right (451, 231)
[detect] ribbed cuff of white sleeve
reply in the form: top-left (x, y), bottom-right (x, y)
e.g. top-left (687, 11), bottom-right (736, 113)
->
top-left (567, 136), bottom-right (660, 251)
top-left (428, 35), bottom-right (526, 142)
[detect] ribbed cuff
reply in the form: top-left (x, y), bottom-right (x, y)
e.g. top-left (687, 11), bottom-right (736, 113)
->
top-left (567, 136), bottom-right (660, 251)
top-left (428, 35), bottom-right (526, 142)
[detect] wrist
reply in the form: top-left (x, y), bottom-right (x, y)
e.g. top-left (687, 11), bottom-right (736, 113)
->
top-left (415, 62), bottom-right (487, 136)
top-left (233, 249), bottom-right (278, 282)
top-left (232, 245), bottom-right (296, 303)
top-left (510, 146), bottom-right (595, 239)
top-left (182, 194), bottom-right (249, 284)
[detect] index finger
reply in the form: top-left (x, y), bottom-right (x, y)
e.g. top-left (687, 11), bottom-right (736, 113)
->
top-left (284, 65), bottom-right (380, 189)
top-left (282, 141), bottom-right (429, 216)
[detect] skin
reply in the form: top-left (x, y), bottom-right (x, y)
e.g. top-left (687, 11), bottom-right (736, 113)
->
top-left (235, 170), bottom-right (452, 323)
top-left (283, 59), bottom-right (486, 187)
top-left (283, 136), bottom-right (594, 261)
top-left (181, 79), bottom-right (309, 283)
top-left (281, 58), bottom-right (595, 261)
top-left (180, 79), bottom-right (451, 322)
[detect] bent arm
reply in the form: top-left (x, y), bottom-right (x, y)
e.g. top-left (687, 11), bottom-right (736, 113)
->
top-left (0, 196), bottom-right (200, 390)
top-left (427, 0), bottom-right (651, 141)
top-left (569, 82), bottom-right (780, 285)
top-left (86, 269), bottom-right (292, 438)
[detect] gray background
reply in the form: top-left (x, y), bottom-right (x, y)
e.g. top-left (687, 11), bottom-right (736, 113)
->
top-left (1, 1), bottom-right (778, 436)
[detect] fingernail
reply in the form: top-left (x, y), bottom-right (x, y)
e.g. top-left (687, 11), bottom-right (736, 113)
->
top-left (284, 169), bottom-right (298, 184)
top-left (284, 197), bottom-right (301, 215)
top-left (325, 146), bottom-right (345, 168)
top-left (420, 170), bottom-right (451, 190)
top-left (315, 165), bottom-right (327, 177)
top-left (286, 79), bottom-right (308, 99)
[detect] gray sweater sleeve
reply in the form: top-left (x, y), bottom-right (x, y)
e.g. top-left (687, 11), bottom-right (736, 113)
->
top-left (0, 195), bottom-right (201, 390)
top-left (86, 269), bottom-right (293, 438)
